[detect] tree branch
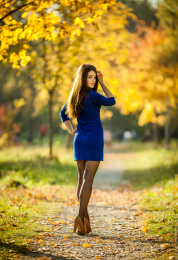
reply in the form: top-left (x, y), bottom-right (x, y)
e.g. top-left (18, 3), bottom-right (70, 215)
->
top-left (0, 2), bottom-right (32, 22)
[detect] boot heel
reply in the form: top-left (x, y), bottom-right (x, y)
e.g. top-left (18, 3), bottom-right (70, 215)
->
top-left (84, 217), bottom-right (92, 234)
top-left (73, 216), bottom-right (85, 236)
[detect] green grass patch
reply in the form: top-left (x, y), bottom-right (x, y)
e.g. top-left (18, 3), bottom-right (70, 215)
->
top-left (136, 178), bottom-right (178, 242)
top-left (0, 143), bottom-right (77, 187)
top-left (0, 196), bottom-right (45, 258)
top-left (118, 141), bottom-right (178, 189)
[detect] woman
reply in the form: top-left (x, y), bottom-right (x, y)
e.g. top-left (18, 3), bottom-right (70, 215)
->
top-left (60, 63), bottom-right (116, 235)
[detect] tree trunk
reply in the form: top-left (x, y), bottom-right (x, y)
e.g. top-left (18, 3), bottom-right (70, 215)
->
top-left (48, 92), bottom-right (53, 159)
top-left (153, 123), bottom-right (158, 147)
top-left (153, 109), bottom-right (158, 148)
top-left (164, 96), bottom-right (169, 150)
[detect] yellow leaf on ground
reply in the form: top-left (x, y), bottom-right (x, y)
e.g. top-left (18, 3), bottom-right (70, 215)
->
top-left (142, 227), bottom-right (147, 232)
top-left (95, 257), bottom-right (103, 259)
top-left (160, 243), bottom-right (169, 248)
top-left (57, 220), bottom-right (63, 223)
top-left (83, 243), bottom-right (92, 247)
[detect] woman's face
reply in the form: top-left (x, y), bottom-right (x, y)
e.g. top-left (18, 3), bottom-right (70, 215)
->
top-left (86, 70), bottom-right (97, 89)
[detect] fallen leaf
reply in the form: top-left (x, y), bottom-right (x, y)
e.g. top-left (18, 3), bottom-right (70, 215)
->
top-left (83, 243), bottom-right (92, 247)
top-left (160, 243), bottom-right (169, 249)
top-left (168, 256), bottom-right (175, 260)
top-left (57, 220), bottom-right (63, 223)
top-left (142, 227), bottom-right (147, 232)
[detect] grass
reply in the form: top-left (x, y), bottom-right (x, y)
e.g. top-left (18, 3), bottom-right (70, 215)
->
top-left (115, 140), bottom-right (178, 190)
top-left (0, 137), bottom-right (77, 187)
top-left (135, 178), bottom-right (178, 242)
top-left (0, 136), bottom-right (178, 258)
top-left (0, 134), bottom-right (77, 259)
top-left (115, 140), bottom-right (178, 243)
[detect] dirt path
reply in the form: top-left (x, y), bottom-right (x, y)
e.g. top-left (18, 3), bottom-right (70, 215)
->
top-left (22, 147), bottom-right (175, 260)
top-left (93, 147), bottom-right (128, 188)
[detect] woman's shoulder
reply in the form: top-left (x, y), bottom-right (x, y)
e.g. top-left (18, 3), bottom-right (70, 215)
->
top-left (88, 89), bottom-right (99, 96)
top-left (88, 90), bottom-right (104, 99)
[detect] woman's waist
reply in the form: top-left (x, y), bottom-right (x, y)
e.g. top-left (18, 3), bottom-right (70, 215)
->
top-left (76, 124), bottom-right (103, 135)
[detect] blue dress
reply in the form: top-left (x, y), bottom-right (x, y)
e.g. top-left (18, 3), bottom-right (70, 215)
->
top-left (60, 89), bottom-right (116, 161)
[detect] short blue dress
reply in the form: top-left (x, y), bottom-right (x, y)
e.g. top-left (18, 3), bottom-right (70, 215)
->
top-left (60, 89), bottom-right (116, 161)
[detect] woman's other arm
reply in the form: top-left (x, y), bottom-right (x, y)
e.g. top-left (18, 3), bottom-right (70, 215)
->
top-left (60, 102), bottom-right (77, 135)
top-left (63, 120), bottom-right (77, 135)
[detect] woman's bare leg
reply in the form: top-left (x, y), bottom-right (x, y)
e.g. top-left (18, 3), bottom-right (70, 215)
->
top-left (78, 160), bottom-right (100, 224)
top-left (76, 160), bottom-right (90, 222)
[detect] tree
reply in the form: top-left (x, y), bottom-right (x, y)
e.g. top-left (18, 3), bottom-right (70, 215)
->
top-left (0, 0), bottom-right (135, 156)
top-left (156, 0), bottom-right (178, 148)
top-left (111, 21), bottom-right (178, 148)
top-left (0, 0), bottom-right (131, 67)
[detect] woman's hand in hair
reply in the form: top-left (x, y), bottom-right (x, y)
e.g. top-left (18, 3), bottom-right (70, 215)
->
top-left (71, 128), bottom-right (77, 135)
top-left (97, 70), bottom-right (103, 84)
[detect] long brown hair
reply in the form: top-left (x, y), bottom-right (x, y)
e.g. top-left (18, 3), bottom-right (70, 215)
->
top-left (66, 63), bottom-right (99, 118)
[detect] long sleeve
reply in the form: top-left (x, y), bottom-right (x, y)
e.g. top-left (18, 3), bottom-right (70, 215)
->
top-left (91, 91), bottom-right (116, 106)
top-left (60, 102), bottom-right (70, 123)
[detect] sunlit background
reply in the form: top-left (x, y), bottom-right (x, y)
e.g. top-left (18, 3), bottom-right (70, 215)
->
top-left (0, 1), bottom-right (178, 257)
top-left (1, 0), bottom-right (177, 154)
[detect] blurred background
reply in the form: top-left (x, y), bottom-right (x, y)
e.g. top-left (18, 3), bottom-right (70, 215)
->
top-left (0, 0), bottom-right (178, 155)
top-left (0, 1), bottom-right (178, 251)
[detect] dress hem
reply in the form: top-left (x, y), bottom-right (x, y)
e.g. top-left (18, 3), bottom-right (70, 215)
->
top-left (74, 158), bottom-right (103, 161)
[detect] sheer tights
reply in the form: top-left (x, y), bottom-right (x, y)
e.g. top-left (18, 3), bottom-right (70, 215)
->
top-left (76, 160), bottom-right (100, 225)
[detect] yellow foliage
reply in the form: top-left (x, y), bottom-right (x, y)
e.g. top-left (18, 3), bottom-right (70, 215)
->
top-left (138, 103), bottom-right (156, 126)
top-left (100, 109), bottom-right (113, 121)
top-left (157, 115), bottom-right (166, 126)
top-left (71, 29), bottom-right (82, 38)
top-left (23, 44), bottom-right (30, 49)
top-left (9, 52), bottom-right (20, 66)
top-left (74, 17), bottom-right (85, 28)
top-left (13, 98), bottom-right (26, 108)
top-left (0, 0), bottom-right (132, 68)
